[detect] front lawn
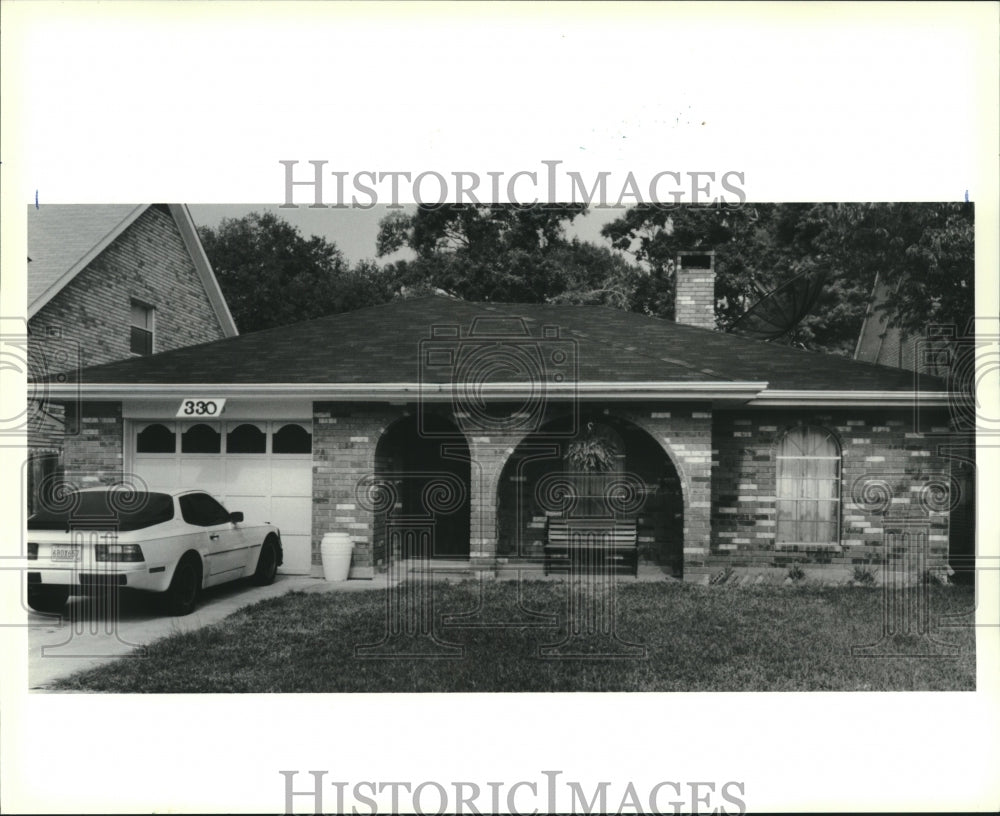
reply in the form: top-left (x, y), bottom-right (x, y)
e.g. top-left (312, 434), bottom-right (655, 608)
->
top-left (53, 580), bottom-right (976, 692)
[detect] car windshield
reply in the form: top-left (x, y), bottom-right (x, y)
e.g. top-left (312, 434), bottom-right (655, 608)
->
top-left (28, 491), bottom-right (174, 532)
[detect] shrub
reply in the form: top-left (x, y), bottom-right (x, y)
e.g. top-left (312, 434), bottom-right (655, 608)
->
top-left (925, 568), bottom-right (952, 586)
top-left (853, 565), bottom-right (878, 585)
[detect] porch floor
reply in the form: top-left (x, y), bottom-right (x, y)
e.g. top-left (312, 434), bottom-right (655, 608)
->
top-left (391, 557), bottom-right (676, 583)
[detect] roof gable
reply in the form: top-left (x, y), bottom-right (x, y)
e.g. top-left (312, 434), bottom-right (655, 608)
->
top-left (28, 204), bottom-right (237, 337)
top-left (28, 204), bottom-right (144, 311)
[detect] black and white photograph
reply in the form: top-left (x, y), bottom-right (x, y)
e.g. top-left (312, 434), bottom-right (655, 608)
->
top-left (2, 2), bottom-right (998, 814)
top-left (22, 199), bottom-right (979, 691)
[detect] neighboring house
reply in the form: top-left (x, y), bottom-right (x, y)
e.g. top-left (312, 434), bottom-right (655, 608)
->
top-left (27, 204), bottom-right (237, 511)
top-left (854, 272), bottom-right (928, 372)
top-left (854, 271), bottom-right (975, 577)
top-left (38, 263), bottom-right (964, 584)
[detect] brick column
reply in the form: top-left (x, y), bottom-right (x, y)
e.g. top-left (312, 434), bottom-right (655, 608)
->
top-left (312, 403), bottom-right (400, 578)
top-left (466, 434), bottom-right (528, 570)
top-left (613, 407), bottom-right (713, 581)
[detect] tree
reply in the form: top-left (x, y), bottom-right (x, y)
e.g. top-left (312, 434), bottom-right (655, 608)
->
top-left (814, 202), bottom-right (974, 335)
top-left (376, 203), bottom-right (605, 303)
top-left (198, 211), bottom-right (394, 332)
top-left (601, 202), bottom-right (974, 356)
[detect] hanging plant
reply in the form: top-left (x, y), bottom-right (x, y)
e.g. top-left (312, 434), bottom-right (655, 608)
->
top-left (565, 422), bottom-right (620, 472)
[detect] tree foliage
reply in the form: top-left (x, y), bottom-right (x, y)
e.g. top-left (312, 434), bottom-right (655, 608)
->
top-left (201, 204), bottom-right (973, 358)
top-left (601, 202), bottom-right (974, 355)
top-left (376, 203), bottom-right (628, 303)
top-left (198, 211), bottom-right (394, 333)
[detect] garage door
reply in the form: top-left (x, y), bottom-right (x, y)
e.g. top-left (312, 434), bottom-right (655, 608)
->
top-left (131, 420), bottom-right (313, 574)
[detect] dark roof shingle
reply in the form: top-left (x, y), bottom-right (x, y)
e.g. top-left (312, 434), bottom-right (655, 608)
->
top-left (56, 296), bottom-right (944, 392)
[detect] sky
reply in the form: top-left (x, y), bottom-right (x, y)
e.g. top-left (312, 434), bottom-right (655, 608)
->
top-left (188, 204), bottom-right (629, 266)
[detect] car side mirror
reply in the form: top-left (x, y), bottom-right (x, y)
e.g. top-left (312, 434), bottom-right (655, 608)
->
top-left (229, 511), bottom-right (244, 524)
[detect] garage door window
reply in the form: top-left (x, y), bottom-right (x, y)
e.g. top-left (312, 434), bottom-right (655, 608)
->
top-left (273, 423), bottom-right (312, 454)
top-left (227, 423), bottom-right (266, 454)
top-left (137, 423), bottom-right (176, 453)
top-left (179, 492), bottom-right (231, 526)
top-left (182, 423), bottom-right (221, 454)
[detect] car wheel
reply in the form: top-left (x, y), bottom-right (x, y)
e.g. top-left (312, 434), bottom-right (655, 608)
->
top-left (252, 537), bottom-right (279, 586)
top-left (27, 585), bottom-right (69, 613)
top-left (165, 555), bottom-right (201, 616)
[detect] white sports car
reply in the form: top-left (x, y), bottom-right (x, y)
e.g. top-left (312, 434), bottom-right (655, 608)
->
top-left (27, 488), bottom-right (282, 616)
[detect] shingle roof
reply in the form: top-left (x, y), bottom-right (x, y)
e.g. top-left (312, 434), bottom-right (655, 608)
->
top-left (28, 205), bottom-right (145, 312)
top-left (56, 296), bottom-right (944, 392)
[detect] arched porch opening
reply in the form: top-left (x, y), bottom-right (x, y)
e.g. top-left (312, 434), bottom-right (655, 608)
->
top-left (495, 412), bottom-right (685, 575)
top-left (373, 413), bottom-right (471, 560)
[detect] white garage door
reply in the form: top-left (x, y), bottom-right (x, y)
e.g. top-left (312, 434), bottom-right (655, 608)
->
top-left (130, 420), bottom-right (313, 574)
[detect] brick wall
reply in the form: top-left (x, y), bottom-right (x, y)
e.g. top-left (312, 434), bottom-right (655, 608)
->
top-left (312, 403), bottom-right (401, 577)
top-left (621, 407), bottom-right (714, 578)
top-left (710, 408), bottom-right (954, 580)
top-left (29, 205), bottom-right (227, 373)
top-left (310, 402), bottom-right (715, 580)
top-left (55, 398), bottom-right (956, 585)
top-left (61, 402), bottom-right (124, 487)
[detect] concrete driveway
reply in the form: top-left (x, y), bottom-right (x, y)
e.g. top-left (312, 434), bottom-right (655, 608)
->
top-left (27, 574), bottom-right (384, 690)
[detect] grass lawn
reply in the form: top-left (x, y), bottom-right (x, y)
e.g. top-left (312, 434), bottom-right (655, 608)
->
top-left (53, 580), bottom-right (976, 692)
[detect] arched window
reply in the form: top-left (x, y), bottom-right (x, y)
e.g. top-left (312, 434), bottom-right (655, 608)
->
top-left (273, 423), bottom-right (311, 454)
top-left (181, 423), bottom-right (220, 454)
top-left (775, 426), bottom-right (840, 546)
top-left (226, 423), bottom-right (266, 454)
top-left (137, 423), bottom-right (176, 453)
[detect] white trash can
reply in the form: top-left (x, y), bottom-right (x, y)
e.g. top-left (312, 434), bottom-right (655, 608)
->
top-left (320, 533), bottom-right (353, 582)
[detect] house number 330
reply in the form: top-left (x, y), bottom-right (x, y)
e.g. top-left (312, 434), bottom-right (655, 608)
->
top-left (175, 398), bottom-right (226, 418)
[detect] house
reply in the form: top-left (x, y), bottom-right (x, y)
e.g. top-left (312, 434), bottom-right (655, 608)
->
top-left (26, 204), bottom-right (237, 510)
top-left (854, 270), bottom-right (976, 577)
top-left (36, 258), bottom-right (963, 584)
top-left (854, 271), bottom-right (941, 373)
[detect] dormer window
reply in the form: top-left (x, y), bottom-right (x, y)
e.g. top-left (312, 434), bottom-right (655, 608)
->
top-left (130, 300), bottom-right (154, 355)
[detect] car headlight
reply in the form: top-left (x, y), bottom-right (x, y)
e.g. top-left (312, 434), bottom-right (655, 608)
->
top-left (95, 543), bottom-right (145, 562)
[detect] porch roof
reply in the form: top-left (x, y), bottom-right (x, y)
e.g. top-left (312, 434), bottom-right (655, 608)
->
top-left (43, 296), bottom-right (949, 401)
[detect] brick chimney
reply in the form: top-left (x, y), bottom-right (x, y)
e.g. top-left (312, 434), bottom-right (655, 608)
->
top-left (674, 251), bottom-right (716, 330)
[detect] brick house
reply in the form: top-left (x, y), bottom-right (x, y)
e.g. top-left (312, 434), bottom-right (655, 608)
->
top-left (854, 270), bottom-right (976, 577)
top-left (27, 204), bottom-right (237, 510)
top-left (37, 263), bottom-right (962, 583)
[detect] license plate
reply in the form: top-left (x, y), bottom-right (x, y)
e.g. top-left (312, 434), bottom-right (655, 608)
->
top-left (50, 546), bottom-right (80, 562)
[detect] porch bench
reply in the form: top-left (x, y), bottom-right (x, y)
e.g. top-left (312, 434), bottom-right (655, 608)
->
top-left (543, 518), bottom-right (639, 577)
